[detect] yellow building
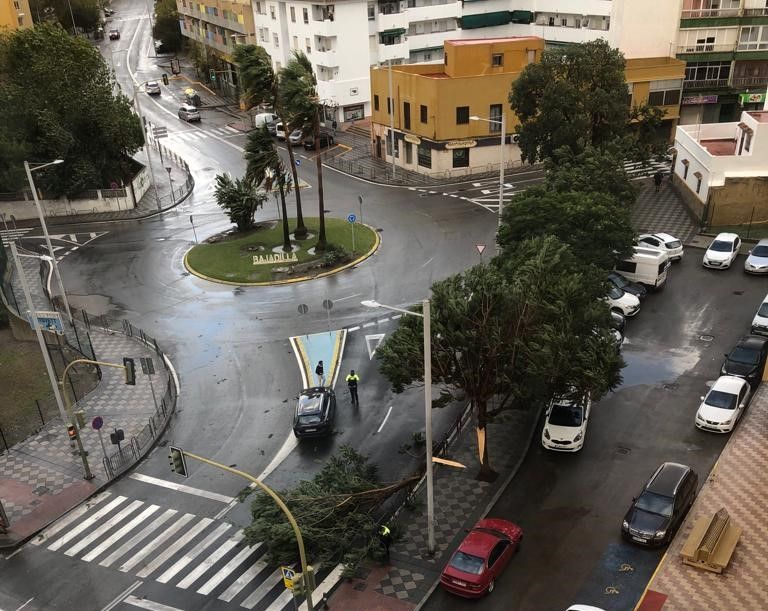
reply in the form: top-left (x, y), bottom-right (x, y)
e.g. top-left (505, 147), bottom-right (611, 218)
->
top-left (369, 38), bottom-right (686, 177)
top-left (0, 0), bottom-right (33, 30)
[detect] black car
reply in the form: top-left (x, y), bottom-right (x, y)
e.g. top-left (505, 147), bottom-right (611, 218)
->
top-left (303, 131), bottom-right (335, 150)
top-left (622, 462), bottom-right (698, 547)
top-left (720, 335), bottom-right (768, 388)
top-left (609, 310), bottom-right (626, 334)
top-left (293, 387), bottom-right (336, 438)
top-left (608, 271), bottom-right (647, 300)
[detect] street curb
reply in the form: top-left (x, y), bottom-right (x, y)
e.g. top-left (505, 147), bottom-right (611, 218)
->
top-left (182, 222), bottom-right (381, 287)
top-left (413, 404), bottom-right (545, 611)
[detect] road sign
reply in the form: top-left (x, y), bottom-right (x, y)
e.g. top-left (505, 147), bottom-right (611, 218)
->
top-left (347, 213), bottom-right (357, 223)
top-left (26, 310), bottom-right (63, 333)
top-left (281, 566), bottom-right (296, 590)
top-left (322, 299), bottom-right (333, 311)
top-left (476, 244), bottom-right (486, 255)
top-left (91, 416), bottom-right (104, 430)
top-left (297, 303), bottom-right (309, 315)
top-left (140, 357), bottom-right (155, 375)
top-left (365, 333), bottom-right (385, 360)
top-left (295, 159), bottom-right (301, 166)
top-left (152, 126), bottom-right (168, 139)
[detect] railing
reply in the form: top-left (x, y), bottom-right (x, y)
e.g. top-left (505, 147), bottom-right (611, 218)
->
top-left (677, 43), bottom-right (736, 54)
top-left (684, 78), bottom-right (730, 89)
top-left (685, 76), bottom-right (768, 90)
top-left (681, 8), bottom-right (741, 18)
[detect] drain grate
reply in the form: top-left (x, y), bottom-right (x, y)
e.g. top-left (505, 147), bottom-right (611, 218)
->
top-left (699, 334), bottom-right (714, 342)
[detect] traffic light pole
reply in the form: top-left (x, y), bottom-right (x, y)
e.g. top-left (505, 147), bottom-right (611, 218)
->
top-left (175, 451), bottom-right (314, 610)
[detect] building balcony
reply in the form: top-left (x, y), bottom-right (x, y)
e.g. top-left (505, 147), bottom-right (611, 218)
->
top-left (677, 43), bottom-right (736, 55)
top-left (406, 2), bottom-right (459, 22)
top-left (377, 10), bottom-right (410, 33)
top-left (684, 75), bottom-right (768, 91)
top-left (680, 8), bottom-right (740, 19)
top-left (378, 41), bottom-right (409, 62)
top-left (731, 75), bottom-right (768, 88)
top-left (408, 31), bottom-right (454, 53)
top-left (683, 78), bottom-right (730, 90)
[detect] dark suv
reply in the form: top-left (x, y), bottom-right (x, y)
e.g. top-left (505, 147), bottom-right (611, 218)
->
top-left (720, 335), bottom-right (768, 389)
top-left (622, 462), bottom-right (697, 547)
top-left (293, 387), bottom-right (336, 438)
top-left (303, 130), bottom-right (335, 150)
top-left (608, 271), bottom-right (647, 300)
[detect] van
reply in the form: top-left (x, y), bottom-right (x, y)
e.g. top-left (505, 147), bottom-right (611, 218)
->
top-left (614, 246), bottom-right (670, 290)
top-left (253, 112), bottom-right (278, 130)
top-left (274, 122), bottom-right (287, 140)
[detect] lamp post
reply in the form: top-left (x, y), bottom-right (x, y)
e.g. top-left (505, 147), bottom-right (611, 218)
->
top-left (362, 298), bottom-right (435, 555)
top-left (24, 159), bottom-right (73, 324)
top-left (470, 113), bottom-right (506, 255)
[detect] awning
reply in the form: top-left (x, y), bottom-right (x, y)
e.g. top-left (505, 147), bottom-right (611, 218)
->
top-left (379, 28), bottom-right (406, 36)
top-left (510, 10), bottom-right (533, 24)
top-left (461, 11), bottom-right (512, 29)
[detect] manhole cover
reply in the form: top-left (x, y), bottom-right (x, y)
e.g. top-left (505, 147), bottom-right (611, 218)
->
top-left (699, 334), bottom-right (714, 342)
top-left (616, 446), bottom-right (631, 455)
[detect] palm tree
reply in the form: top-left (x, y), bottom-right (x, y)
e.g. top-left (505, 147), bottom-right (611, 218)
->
top-left (279, 51), bottom-right (328, 251)
top-left (234, 44), bottom-right (307, 239)
top-left (245, 127), bottom-right (292, 252)
top-left (213, 173), bottom-right (267, 231)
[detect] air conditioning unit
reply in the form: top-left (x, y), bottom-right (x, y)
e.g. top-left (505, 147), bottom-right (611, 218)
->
top-left (512, 134), bottom-right (520, 144)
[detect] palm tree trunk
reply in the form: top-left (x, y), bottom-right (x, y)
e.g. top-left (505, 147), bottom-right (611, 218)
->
top-left (475, 399), bottom-right (498, 482)
top-left (278, 181), bottom-right (291, 252)
top-left (314, 109), bottom-right (327, 252)
top-left (284, 141), bottom-right (307, 239)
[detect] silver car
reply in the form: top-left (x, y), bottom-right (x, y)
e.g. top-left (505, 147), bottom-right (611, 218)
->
top-left (178, 104), bottom-right (201, 122)
top-left (288, 129), bottom-right (304, 146)
top-left (744, 238), bottom-right (768, 274)
top-left (145, 81), bottom-right (161, 95)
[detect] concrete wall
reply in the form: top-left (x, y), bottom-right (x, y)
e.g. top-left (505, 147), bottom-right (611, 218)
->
top-left (672, 173), bottom-right (707, 225)
top-left (708, 177), bottom-right (768, 226)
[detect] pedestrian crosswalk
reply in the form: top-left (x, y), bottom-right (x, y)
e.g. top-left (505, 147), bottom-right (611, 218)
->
top-left (166, 125), bottom-right (242, 143)
top-left (31, 492), bottom-right (338, 610)
top-left (0, 230), bottom-right (108, 260)
top-left (0, 227), bottom-right (33, 245)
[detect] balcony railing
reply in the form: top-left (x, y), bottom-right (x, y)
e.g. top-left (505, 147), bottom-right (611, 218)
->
top-left (731, 75), bottom-right (768, 88)
top-left (681, 7), bottom-right (768, 18)
top-left (684, 75), bottom-right (768, 90)
top-left (677, 43), bottom-right (736, 54)
top-left (683, 78), bottom-right (730, 89)
top-left (743, 8), bottom-right (768, 16)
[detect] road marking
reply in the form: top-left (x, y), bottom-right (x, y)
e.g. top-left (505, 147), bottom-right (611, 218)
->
top-left (123, 596), bottom-right (183, 611)
top-left (376, 318), bottom-right (389, 324)
top-left (156, 522), bottom-right (231, 583)
top-left (81, 505), bottom-right (160, 562)
top-left (129, 472), bottom-right (234, 503)
top-left (64, 500), bottom-right (144, 557)
top-left (377, 406), bottom-right (393, 433)
top-left (48, 496), bottom-right (127, 551)
top-left (362, 322), bottom-right (375, 328)
top-left (175, 532), bottom-right (244, 589)
top-left (99, 581), bottom-right (142, 611)
top-left (196, 543), bottom-right (258, 594)
top-left (392, 314), bottom-right (402, 319)
top-left (335, 292), bottom-right (362, 302)
top-left (298, 564), bottom-right (345, 611)
top-left (348, 325), bottom-right (360, 332)
top-left (419, 256), bottom-right (434, 269)
top-left (365, 333), bottom-right (386, 359)
top-left (240, 568), bottom-right (281, 609)
top-left (136, 517), bottom-right (213, 578)
top-left (218, 555), bottom-right (268, 602)
top-left (118, 513), bottom-right (195, 572)
top-left (13, 598), bottom-right (34, 610)
top-left (99, 509), bottom-right (177, 567)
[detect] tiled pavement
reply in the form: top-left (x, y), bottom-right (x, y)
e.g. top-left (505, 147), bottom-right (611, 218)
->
top-left (631, 180), bottom-right (700, 244)
top-left (636, 384), bottom-right (768, 611)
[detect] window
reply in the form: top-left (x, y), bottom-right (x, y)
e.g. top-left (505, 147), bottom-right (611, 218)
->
top-left (405, 141), bottom-right (413, 164)
top-left (739, 26), bottom-right (768, 51)
top-left (626, 83), bottom-right (633, 106)
top-left (368, 3), bottom-right (375, 20)
top-left (685, 61), bottom-right (731, 82)
top-left (303, 7), bottom-right (309, 23)
top-left (694, 171), bottom-right (703, 194)
top-left (402, 102), bottom-right (411, 129)
top-left (648, 79), bottom-right (682, 106)
top-left (424, 53), bottom-right (432, 61)
top-left (273, 33), bottom-right (279, 47)
top-left (452, 148), bottom-right (469, 168)
top-left (270, 5), bottom-right (276, 19)
top-left (491, 53), bottom-right (503, 67)
top-left (386, 132), bottom-right (399, 157)
top-left (681, 159), bottom-right (690, 180)
top-left (387, 97), bottom-right (391, 114)
top-left (456, 106), bottom-right (469, 124)
top-left (290, 6), bottom-right (295, 21)
top-left (746, 130), bottom-right (754, 152)
top-left (293, 36), bottom-right (298, 49)
top-left (489, 104), bottom-right (502, 133)
top-left (306, 38), bottom-right (311, 53)
top-left (561, 17), bottom-right (568, 26)
top-left (255, 1), bottom-right (261, 13)
top-left (418, 144), bottom-right (431, 168)
top-left (259, 28), bottom-right (269, 42)
top-left (548, 16), bottom-right (555, 26)
top-left (615, 260), bottom-right (636, 274)
top-left (420, 104), bottom-right (428, 123)
top-left (374, 95), bottom-right (380, 111)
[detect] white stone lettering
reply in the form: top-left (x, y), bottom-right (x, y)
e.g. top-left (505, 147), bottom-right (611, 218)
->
top-left (253, 252), bottom-right (299, 265)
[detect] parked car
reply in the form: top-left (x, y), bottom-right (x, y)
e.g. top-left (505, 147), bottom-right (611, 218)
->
top-left (274, 121), bottom-right (287, 140)
top-left (604, 286), bottom-right (640, 317)
top-left (609, 310), bottom-right (626, 335)
top-left (621, 462), bottom-right (698, 547)
top-left (541, 393), bottom-right (591, 452)
top-left (304, 130), bottom-right (336, 150)
top-left (145, 81), bottom-right (161, 95)
top-left (615, 246), bottom-right (670, 290)
top-left (253, 112), bottom-right (279, 131)
top-left (293, 387), bottom-right (336, 438)
top-left (637, 233), bottom-right (684, 261)
top-left (744, 238), bottom-right (768, 274)
top-left (108, 28), bottom-right (120, 40)
top-left (266, 120), bottom-right (280, 136)
top-left (608, 271), bottom-right (647, 300)
top-left (750, 292), bottom-right (768, 336)
top-left (695, 375), bottom-right (752, 433)
top-left (720, 335), bottom-right (768, 388)
top-left (566, 607), bottom-right (607, 611)
top-left (103, 7), bottom-right (115, 16)
top-left (439, 518), bottom-right (523, 598)
top-left (702, 232), bottom-right (740, 269)
top-left (288, 129), bottom-right (304, 146)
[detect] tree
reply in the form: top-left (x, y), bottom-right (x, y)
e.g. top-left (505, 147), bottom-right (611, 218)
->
top-left (628, 103), bottom-right (667, 162)
top-left (213, 174), bottom-right (267, 231)
top-left (244, 127), bottom-right (292, 251)
top-left (243, 445), bottom-right (416, 572)
top-left (46, 0), bottom-right (99, 33)
top-left (234, 45), bottom-right (308, 240)
top-left (0, 24), bottom-right (143, 195)
top-left (153, 0), bottom-right (183, 53)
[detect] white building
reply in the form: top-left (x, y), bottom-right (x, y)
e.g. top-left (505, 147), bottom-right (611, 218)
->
top-left (252, 0), bottom-right (682, 123)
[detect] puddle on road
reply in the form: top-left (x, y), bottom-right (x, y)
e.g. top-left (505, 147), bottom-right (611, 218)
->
top-left (619, 349), bottom-right (699, 389)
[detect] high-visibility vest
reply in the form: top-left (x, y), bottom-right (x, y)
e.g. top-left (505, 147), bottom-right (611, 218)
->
top-left (346, 374), bottom-right (359, 384)
top-left (380, 525), bottom-right (391, 537)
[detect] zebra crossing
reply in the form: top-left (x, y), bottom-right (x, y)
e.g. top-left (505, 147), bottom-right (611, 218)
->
top-left (0, 230), bottom-right (107, 260)
top-left (31, 492), bottom-right (338, 610)
top-left (0, 227), bottom-right (33, 245)
top-left (166, 125), bottom-right (242, 143)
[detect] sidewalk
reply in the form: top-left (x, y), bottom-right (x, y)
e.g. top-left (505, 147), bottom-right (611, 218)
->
top-left (0, 248), bottom-right (177, 548)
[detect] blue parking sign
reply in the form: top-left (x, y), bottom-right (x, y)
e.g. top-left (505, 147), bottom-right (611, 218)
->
top-left (347, 214), bottom-right (357, 223)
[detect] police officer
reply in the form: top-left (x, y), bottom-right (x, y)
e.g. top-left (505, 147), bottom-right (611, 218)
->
top-left (378, 523), bottom-right (392, 560)
top-left (345, 369), bottom-right (360, 405)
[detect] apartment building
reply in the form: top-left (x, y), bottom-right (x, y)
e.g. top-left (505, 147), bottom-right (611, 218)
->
top-left (0, 0), bottom-right (32, 30)
top-left (676, 0), bottom-right (768, 124)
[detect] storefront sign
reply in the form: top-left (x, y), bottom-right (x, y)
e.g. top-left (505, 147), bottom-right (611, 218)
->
top-left (682, 95), bottom-right (718, 105)
top-left (739, 93), bottom-right (766, 104)
top-left (253, 252), bottom-right (298, 265)
top-left (445, 139), bottom-right (477, 149)
top-left (404, 133), bottom-right (421, 145)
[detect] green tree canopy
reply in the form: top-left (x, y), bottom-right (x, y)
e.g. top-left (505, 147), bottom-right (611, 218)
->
top-left (233, 44), bottom-right (277, 110)
top-left (0, 24), bottom-right (143, 196)
top-left (213, 174), bottom-right (267, 231)
top-left (153, 0), bottom-right (183, 52)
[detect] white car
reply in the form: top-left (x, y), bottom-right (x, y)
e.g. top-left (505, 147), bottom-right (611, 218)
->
top-left (744, 238), bottom-right (768, 274)
top-left (637, 233), bottom-right (684, 261)
top-left (702, 232), bottom-right (741, 269)
top-left (751, 292), bottom-right (768, 336)
top-left (566, 607), bottom-right (606, 611)
top-left (274, 121), bottom-right (287, 140)
top-left (605, 286), bottom-right (640, 317)
top-left (542, 394), bottom-right (591, 452)
top-left (695, 376), bottom-right (752, 433)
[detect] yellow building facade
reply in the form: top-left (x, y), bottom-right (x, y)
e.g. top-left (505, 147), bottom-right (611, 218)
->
top-left (0, 0), bottom-right (33, 30)
top-left (369, 38), bottom-right (686, 178)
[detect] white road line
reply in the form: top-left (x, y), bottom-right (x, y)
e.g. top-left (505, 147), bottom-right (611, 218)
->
top-left (376, 318), bottom-right (389, 324)
top-left (123, 596), bottom-right (183, 611)
top-left (12, 597), bottom-right (34, 611)
top-left (362, 322), bottom-right (375, 328)
top-left (264, 586), bottom-right (294, 611)
top-left (82, 505), bottom-right (160, 562)
top-left (419, 256), bottom-right (434, 269)
top-left (156, 522), bottom-right (231, 584)
top-left (218, 556), bottom-right (268, 602)
top-left (481, 189), bottom-right (493, 194)
top-left (129, 473), bottom-right (234, 503)
top-left (30, 493), bottom-right (111, 546)
top-left (335, 292), bottom-right (362, 302)
top-left (298, 564), bottom-right (344, 611)
top-left (136, 517), bottom-right (213, 578)
top-left (99, 580), bottom-right (142, 611)
top-left (196, 543), bottom-right (258, 595)
top-left (119, 513), bottom-right (195, 572)
top-left (377, 406), bottom-right (393, 433)
top-left (99, 509), bottom-right (177, 567)
top-left (176, 532), bottom-right (244, 589)
top-left (48, 496), bottom-right (127, 551)
top-left (348, 325), bottom-right (360, 332)
top-left (240, 568), bottom-right (281, 609)
top-left (392, 314), bottom-right (402, 319)
top-left (64, 500), bottom-right (144, 557)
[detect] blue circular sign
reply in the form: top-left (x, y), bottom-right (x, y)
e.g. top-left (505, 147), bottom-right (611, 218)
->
top-left (295, 159), bottom-right (301, 166)
top-left (92, 416), bottom-right (104, 430)
top-left (347, 214), bottom-right (357, 223)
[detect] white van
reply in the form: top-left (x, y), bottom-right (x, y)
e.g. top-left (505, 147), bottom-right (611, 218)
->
top-left (253, 112), bottom-right (278, 130)
top-left (614, 246), bottom-right (670, 290)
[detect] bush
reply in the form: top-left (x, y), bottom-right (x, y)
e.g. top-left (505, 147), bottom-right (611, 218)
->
top-left (321, 243), bottom-right (350, 267)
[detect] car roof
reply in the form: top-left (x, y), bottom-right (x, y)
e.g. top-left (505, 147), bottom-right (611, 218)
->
top-left (458, 528), bottom-right (500, 557)
top-left (755, 238), bottom-right (768, 247)
top-left (179, 104), bottom-right (198, 111)
top-left (713, 232), bottom-right (739, 242)
top-left (736, 335), bottom-right (768, 350)
top-left (147, 81), bottom-right (159, 85)
top-left (711, 375), bottom-right (747, 394)
top-left (647, 462), bottom-right (691, 496)
top-left (652, 232), bottom-right (678, 242)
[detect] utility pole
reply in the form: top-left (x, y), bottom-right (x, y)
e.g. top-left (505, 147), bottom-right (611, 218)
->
top-left (388, 59), bottom-right (396, 178)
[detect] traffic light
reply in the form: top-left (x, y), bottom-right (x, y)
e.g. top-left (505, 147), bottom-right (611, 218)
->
top-left (162, 73), bottom-right (169, 86)
top-left (209, 68), bottom-right (216, 82)
top-left (67, 424), bottom-right (78, 440)
top-left (169, 446), bottom-right (188, 477)
top-left (123, 357), bottom-right (136, 385)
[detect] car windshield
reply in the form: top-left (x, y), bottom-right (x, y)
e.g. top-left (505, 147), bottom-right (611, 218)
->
top-left (665, 240), bottom-right (681, 249)
top-left (705, 390), bottom-right (737, 410)
top-left (752, 245), bottom-right (768, 257)
top-left (297, 414), bottom-right (322, 425)
top-left (610, 274), bottom-right (629, 288)
top-left (728, 346), bottom-right (760, 365)
top-left (548, 402), bottom-right (583, 427)
top-left (635, 491), bottom-right (673, 517)
top-left (608, 286), bottom-right (623, 300)
top-left (710, 240), bottom-right (733, 252)
top-left (758, 303), bottom-right (768, 317)
top-left (449, 551), bottom-right (485, 575)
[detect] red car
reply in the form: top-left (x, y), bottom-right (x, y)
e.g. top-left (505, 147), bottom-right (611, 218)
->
top-left (440, 518), bottom-right (523, 598)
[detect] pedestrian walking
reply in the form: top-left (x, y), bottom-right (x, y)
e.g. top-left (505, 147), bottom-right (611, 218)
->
top-left (346, 369), bottom-right (360, 405)
top-left (653, 171), bottom-right (663, 192)
top-left (378, 523), bottom-right (392, 561)
top-left (315, 361), bottom-right (325, 386)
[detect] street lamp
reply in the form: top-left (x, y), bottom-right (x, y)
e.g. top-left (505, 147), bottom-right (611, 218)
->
top-left (24, 159), bottom-right (73, 324)
top-left (361, 298), bottom-right (435, 555)
top-left (470, 113), bottom-right (506, 255)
